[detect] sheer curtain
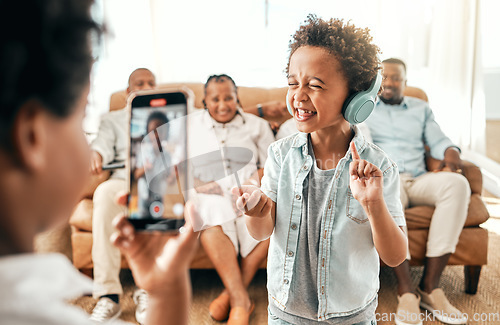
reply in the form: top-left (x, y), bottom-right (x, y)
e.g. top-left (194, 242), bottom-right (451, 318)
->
top-left (425, 0), bottom-right (484, 151)
top-left (87, 0), bottom-right (485, 153)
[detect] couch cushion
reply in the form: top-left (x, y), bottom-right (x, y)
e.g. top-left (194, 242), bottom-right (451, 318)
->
top-left (407, 227), bottom-right (488, 266)
top-left (69, 199), bottom-right (93, 231)
top-left (466, 194), bottom-right (490, 226)
top-left (71, 228), bottom-right (130, 270)
top-left (71, 228), bottom-right (94, 270)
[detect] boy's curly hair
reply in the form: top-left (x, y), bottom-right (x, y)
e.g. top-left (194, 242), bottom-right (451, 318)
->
top-left (286, 15), bottom-right (380, 95)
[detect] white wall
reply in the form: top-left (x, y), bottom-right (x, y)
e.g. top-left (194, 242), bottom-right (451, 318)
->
top-left (484, 69), bottom-right (500, 120)
top-left (482, 0), bottom-right (500, 121)
top-left (86, 0), bottom-right (492, 147)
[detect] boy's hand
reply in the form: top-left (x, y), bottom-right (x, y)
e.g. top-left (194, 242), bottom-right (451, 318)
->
top-left (349, 142), bottom-right (383, 206)
top-left (231, 185), bottom-right (272, 218)
top-left (111, 194), bottom-right (199, 295)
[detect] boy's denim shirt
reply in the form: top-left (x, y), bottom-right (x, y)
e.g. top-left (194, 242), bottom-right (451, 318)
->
top-left (260, 126), bottom-right (406, 321)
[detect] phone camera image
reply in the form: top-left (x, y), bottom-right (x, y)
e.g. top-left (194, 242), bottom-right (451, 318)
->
top-left (127, 91), bottom-right (188, 232)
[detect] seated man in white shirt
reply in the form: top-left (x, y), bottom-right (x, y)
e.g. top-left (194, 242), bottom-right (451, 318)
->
top-left (89, 68), bottom-right (157, 324)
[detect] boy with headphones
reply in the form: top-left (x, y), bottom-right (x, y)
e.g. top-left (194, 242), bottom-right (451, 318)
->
top-left (232, 16), bottom-right (408, 324)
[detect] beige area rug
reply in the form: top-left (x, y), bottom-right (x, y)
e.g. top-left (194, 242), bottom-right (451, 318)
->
top-left (72, 232), bottom-right (500, 325)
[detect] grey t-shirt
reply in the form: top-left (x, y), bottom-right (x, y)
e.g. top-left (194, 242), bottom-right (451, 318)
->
top-left (269, 136), bottom-right (377, 324)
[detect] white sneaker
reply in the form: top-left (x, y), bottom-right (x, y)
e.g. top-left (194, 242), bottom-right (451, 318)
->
top-left (89, 297), bottom-right (121, 323)
top-left (133, 289), bottom-right (148, 325)
top-left (417, 287), bottom-right (468, 324)
top-left (395, 292), bottom-right (423, 325)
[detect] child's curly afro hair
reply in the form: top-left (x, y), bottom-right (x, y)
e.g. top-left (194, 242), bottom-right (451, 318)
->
top-left (286, 14), bottom-right (381, 95)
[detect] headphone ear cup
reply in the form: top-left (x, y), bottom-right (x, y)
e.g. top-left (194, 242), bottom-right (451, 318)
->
top-left (341, 93), bottom-right (356, 122)
top-left (286, 91), bottom-right (293, 116)
top-left (342, 93), bottom-right (375, 124)
top-left (342, 72), bottom-right (382, 124)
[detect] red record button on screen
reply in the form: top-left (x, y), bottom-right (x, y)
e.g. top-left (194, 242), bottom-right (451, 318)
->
top-left (150, 98), bottom-right (167, 107)
top-left (149, 201), bottom-right (164, 218)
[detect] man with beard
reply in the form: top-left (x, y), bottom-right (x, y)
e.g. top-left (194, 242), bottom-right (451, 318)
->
top-left (364, 58), bottom-right (470, 325)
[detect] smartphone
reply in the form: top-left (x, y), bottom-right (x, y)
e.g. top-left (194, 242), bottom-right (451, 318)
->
top-left (127, 89), bottom-right (191, 231)
top-left (102, 162), bottom-right (126, 170)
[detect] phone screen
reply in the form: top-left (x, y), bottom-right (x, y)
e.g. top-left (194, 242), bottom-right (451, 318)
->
top-left (127, 90), bottom-right (188, 231)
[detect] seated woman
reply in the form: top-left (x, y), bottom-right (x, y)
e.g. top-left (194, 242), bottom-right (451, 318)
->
top-left (189, 74), bottom-right (275, 325)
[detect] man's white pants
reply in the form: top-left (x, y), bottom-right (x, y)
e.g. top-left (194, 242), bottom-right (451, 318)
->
top-left (400, 171), bottom-right (470, 259)
top-left (91, 178), bottom-right (127, 298)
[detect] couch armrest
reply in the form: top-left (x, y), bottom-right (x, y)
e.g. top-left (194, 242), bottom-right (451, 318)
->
top-left (462, 160), bottom-right (483, 195)
top-left (80, 170), bottom-right (111, 199)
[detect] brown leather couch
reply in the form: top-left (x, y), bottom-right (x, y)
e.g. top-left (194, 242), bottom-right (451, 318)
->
top-left (69, 83), bottom-right (489, 294)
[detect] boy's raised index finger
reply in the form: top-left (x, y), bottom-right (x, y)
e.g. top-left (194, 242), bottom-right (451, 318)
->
top-left (350, 141), bottom-right (360, 160)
